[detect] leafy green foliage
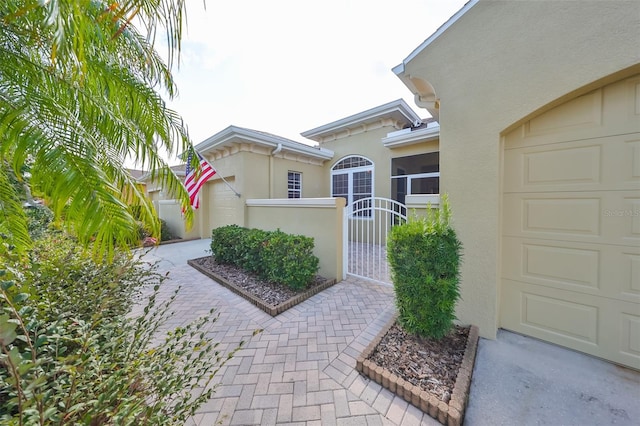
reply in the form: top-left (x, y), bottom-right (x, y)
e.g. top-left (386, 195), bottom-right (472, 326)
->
top-left (210, 225), bottom-right (245, 265)
top-left (211, 225), bottom-right (319, 290)
top-left (0, 0), bottom-right (198, 260)
top-left (25, 206), bottom-right (54, 240)
top-left (160, 219), bottom-right (175, 242)
top-left (387, 194), bottom-right (463, 340)
top-left (261, 231), bottom-right (319, 290)
top-left (0, 235), bottom-right (248, 425)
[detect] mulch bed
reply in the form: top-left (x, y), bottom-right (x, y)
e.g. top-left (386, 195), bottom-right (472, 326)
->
top-left (368, 323), bottom-right (469, 403)
top-left (187, 256), bottom-right (336, 316)
top-left (357, 316), bottom-right (479, 426)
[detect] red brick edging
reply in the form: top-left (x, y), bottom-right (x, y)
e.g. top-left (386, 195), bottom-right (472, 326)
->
top-left (356, 316), bottom-right (479, 426)
top-left (187, 257), bottom-right (337, 316)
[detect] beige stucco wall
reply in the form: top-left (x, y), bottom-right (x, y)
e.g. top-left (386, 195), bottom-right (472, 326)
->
top-left (156, 200), bottom-right (201, 239)
top-left (194, 149), bottom-right (328, 238)
top-left (270, 157), bottom-right (326, 198)
top-left (245, 198), bottom-right (346, 281)
top-left (399, 0), bottom-right (640, 338)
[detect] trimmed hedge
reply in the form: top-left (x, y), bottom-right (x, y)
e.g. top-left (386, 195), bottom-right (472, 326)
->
top-left (211, 225), bottom-right (319, 290)
top-left (387, 194), bottom-right (463, 340)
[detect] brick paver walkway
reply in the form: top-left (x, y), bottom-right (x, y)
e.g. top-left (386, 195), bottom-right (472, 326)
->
top-left (148, 262), bottom-right (440, 426)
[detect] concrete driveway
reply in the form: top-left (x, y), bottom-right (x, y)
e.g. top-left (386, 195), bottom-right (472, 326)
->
top-left (140, 239), bottom-right (640, 425)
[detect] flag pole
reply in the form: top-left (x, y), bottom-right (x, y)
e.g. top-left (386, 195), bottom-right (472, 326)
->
top-left (195, 149), bottom-right (241, 198)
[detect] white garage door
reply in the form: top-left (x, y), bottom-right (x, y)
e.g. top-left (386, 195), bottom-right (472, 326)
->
top-left (206, 177), bottom-right (238, 232)
top-left (501, 74), bottom-right (640, 369)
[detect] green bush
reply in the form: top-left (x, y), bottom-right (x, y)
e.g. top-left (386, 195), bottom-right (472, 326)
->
top-left (210, 224), bottom-right (245, 265)
top-left (261, 230), bottom-right (319, 290)
top-left (387, 195), bottom-right (463, 340)
top-left (0, 235), bottom-right (248, 425)
top-left (25, 205), bottom-right (54, 240)
top-left (238, 228), bottom-right (270, 274)
top-left (210, 225), bottom-right (319, 290)
top-left (160, 219), bottom-right (174, 241)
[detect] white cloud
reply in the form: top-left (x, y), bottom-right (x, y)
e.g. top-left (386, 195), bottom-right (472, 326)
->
top-left (161, 0), bottom-right (469, 163)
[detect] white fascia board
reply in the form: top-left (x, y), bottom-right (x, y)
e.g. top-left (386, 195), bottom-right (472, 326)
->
top-left (393, 0), bottom-right (479, 75)
top-left (195, 125), bottom-right (333, 160)
top-left (382, 124), bottom-right (440, 148)
top-left (301, 99), bottom-right (421, 140)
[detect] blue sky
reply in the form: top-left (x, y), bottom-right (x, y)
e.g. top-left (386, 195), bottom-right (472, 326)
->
top-left (162, 0), bottom-right (469, 161)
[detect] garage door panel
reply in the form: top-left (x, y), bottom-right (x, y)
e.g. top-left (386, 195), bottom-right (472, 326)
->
top-left (501, 279), bottom-right (599, 347)
top-left (503, 191), bottom-right (639, 245)
top-left (501, 279), bottom-right (640, 368)
top-left (620, 312), bottom-right (640, 362)
top-left (629, 254), bottom-right (640, 296)
top-left (504, 77), bottom-right (640, 150)
top-left (504, 135), bottom-right (639, 193)
top-left (503, 237), bottom-right (640, 303)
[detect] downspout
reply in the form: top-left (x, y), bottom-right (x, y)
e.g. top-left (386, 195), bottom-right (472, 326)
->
top-left (269, 143), bottom-right (282, 198)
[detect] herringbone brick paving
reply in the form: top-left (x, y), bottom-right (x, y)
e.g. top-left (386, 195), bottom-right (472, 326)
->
top-left (140, 241), bottom-right (440, 425)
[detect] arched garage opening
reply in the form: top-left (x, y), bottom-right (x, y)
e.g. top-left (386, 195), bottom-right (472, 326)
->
top-left (500, 72), bottom-right (640, 369)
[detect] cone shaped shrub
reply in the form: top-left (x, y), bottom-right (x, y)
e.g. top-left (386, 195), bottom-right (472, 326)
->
top-left (387, 195), bottom-right (462, 340)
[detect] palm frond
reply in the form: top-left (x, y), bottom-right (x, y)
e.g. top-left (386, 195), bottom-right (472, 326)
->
top-left (0, 0), bottom-right (197, 259)
top-left (0, 166), bottom-right (31, 256)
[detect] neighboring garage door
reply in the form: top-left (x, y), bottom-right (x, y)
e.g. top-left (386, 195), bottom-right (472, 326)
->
top-left (206, 177), bottom-right (237, 231)
top-left (501, 74), bottom-right (640, 369)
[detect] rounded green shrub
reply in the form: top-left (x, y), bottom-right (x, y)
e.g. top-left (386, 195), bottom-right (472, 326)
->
top-left (210, 224), bottom-right (245, 265)
top-left (387, 195), bottom-right (462, 340)
top-left (210, 225), bottom-right (319, 290)
top-left (261, 230), bottom-right (319, 290)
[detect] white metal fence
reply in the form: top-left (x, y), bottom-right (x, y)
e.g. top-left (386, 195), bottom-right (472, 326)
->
top-left (345, 197), bottom-right (407, 284)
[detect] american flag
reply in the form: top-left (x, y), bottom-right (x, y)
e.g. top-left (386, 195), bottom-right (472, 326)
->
top-left (184, 150), bottom-right (216, 209)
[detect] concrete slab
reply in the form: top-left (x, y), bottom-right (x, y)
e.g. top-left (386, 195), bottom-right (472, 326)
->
top-left (465, 330), bottom-right (640, 426)
top-left (138, 238), bottom-right (211, 271)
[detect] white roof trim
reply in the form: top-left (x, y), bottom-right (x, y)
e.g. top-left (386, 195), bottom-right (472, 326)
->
top-left (382, 123), bottom-right (440, 148)
top-left (246, 197), bottom-right (344, 208)
top-left (301, 99), bottom-right (421, 140)
top-left (393, 0), bottom-right (479, 75)
top-left (196, 125), bottom-right (334, 161)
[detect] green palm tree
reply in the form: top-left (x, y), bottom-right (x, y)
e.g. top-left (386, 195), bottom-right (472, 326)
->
top-left (0, 0), bottom-right (196, 259)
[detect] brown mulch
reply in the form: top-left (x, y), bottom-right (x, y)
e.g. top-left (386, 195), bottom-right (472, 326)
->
top-left (189, 256), bottom-right (328, 306)
top-left (191, 256), bottom-right (466, 403)
top-left (367, 322), bottom-right (469, 403)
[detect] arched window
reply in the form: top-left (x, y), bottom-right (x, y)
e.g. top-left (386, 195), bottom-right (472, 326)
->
top-left (331, 155), bottom-right (373, 216)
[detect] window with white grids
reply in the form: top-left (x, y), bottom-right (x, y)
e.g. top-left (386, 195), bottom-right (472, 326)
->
top-left (288, 171), bottom-right (302, 198)
top-left (330, 155), bottom-right (374, 217)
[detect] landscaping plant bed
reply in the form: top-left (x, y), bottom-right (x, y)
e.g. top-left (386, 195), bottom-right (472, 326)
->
top-left (356, 315), bottom-right (479, 426)
top-left (187, 256), bottom-right (336, 316)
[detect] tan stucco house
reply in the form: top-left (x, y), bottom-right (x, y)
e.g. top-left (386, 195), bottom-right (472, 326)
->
top-left (146, 0), bottom-right (639, 369)
top-left (144, 99), bottom-right (442, 281)
top-left (394, 0), bottom-right (640, 369)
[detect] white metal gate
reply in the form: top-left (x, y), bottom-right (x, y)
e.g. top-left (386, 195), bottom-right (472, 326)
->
top-left (344, 197), bottom-right (407, 284)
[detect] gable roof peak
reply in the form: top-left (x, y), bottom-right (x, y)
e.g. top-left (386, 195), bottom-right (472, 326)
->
top-left (301, 99), bottom-right (422, 143)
